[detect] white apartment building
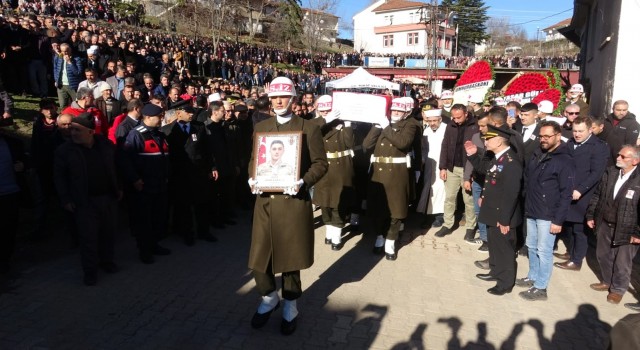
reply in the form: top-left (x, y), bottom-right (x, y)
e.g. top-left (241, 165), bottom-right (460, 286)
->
top-left (353, 0), bottom-right (456, 56)
top-left (542, 18), bottom-right (572, 42)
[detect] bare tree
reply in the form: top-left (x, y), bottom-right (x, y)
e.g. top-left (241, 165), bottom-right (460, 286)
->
top-left (238, 0), bottom-right (269, 40)
top-left (485, 16), bottom-right (527, 54)
top-left (302, 0), bottom-right (339, 54)
top-left (202, 0), bottom-right (233, 56)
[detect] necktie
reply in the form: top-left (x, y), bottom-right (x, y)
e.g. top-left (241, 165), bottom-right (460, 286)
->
top-left (182, 123), bottom-right (188, 134)
top-left (522, 127), bottom-right (528, 140)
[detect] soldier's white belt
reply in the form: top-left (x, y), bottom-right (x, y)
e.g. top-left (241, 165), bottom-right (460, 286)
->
top-left (326, 149), bottom-right (354, 159)
top-left (370, 155), bottom-right (411, 168)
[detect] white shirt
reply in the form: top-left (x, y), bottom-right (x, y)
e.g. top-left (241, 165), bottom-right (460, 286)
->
top-left (276, 114), bottom-right (292, 124)
top-left (613, 167), bottom-right (637, 198)
top-left (522, 123), bottom-right (536, 142)
top-left (494, 147), bottom-right (511, 160)
top-left (573, 134), bottom-right (592, 149)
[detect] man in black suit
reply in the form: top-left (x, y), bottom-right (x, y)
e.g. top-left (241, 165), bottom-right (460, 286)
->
top-left (517, 103), bottom-right (541, 166)
top-left (162, 101), bottom-right (218, 246)
top-left (514, 102), bottom-right (541, 256)
top-left (554, 116), bottom-right (609, 270)
top-left (465, 125), bottom-right (523, 295)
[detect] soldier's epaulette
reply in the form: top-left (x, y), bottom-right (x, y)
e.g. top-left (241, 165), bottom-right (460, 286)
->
top-left (135, 125), bottom-right (147, 133)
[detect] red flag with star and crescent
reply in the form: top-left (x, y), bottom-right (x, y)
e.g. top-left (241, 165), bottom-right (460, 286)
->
top-left (258, 136), bottom-right (267, 166)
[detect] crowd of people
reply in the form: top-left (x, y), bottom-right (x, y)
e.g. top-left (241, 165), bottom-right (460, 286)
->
top-left (1, 4), bottom-right (640, 339)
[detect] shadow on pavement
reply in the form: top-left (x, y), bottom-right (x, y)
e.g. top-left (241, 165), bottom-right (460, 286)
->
top-left (395, 303), bottom-right (611, 350)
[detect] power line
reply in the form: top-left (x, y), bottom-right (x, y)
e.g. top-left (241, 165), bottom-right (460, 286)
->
top-left (506, 8), bottom-right (573, 26)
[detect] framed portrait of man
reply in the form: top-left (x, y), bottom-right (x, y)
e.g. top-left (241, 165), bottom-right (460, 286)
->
top-left (252, 131), bottom-right (303, 192)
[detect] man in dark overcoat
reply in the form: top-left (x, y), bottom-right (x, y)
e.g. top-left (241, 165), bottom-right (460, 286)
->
top-left (247, 77), bottom-right (327, 335)
top-left (54, 113), bottom-right (120, 286)
top-left (162, 101), bottom-right (218, 246)
top-left (554, 116), bottom-right (608, 270)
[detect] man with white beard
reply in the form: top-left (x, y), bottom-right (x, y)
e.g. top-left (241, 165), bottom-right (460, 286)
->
top-left (417, 103), bottom-right (447, 228)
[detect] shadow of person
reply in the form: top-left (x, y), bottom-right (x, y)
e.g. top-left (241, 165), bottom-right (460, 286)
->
top-left (438, 317), bottom-right (462, 349)
top-left (297, 218), bottom-right (387, 344)
top-left (500, 321), bottom-right (525, 350)
top-left (390, 322), bottom-right (427, 350)
top-left (304, 221), bottom-right (385, 310)
top-left (527, 319), bottom-right (553, 350)
top-left (463, 322), bottom-right (496, 350)
top-left (550, 304), bottom-right (612, 349)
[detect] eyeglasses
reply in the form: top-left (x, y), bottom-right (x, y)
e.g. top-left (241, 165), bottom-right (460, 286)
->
top-left (565, 112), bottom-right (580, 115)
top-left (539, 133), bottom-right (558, 140)
top-left (617, 154), bottom-right (633, 159)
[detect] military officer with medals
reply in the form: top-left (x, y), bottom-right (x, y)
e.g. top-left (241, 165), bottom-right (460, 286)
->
top-left (247, 77), bottom-right (327, 335)
top-left (363, 97), bottom-right (419, 261)
top-left (465, 124), bottom-right (523, 295)
top-left (312, 95), bottom-right (354, 251)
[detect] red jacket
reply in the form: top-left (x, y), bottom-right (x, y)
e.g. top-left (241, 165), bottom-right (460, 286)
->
top-left (62, 102), bottom-right (109, 135)
top-left (107, 113), bottom-right (127, 144)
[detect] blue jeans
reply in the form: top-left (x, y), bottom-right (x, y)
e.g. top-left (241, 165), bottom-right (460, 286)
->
top-left (526, 218), bottom-right (554, 289)
top-left (472, 181), bottom-right (487, 242)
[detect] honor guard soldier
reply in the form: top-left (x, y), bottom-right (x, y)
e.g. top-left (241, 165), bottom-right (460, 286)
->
top-left (312, 95), bottom-right (355, 251)
top-left (363, 97), bottom-right (419, 260)
top-left (247, 77), bottom-right (327, 335)
top-left (162, 100), bottom-right (218, 246)
top-left (122, 103), bottom-right (172, 264)
top-left (440, 90), bottom-right (454, 122)
top-left (465, 125), bottom-right (523, 295)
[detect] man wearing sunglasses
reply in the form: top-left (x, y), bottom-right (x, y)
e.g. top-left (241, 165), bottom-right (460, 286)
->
top-left (585, 145), bottom-right (640, 307)
top-left (560, 104), bottom-right (581, 140)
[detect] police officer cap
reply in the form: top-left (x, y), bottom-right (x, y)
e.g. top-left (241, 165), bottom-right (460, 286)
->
top-left (169, 99), bottom-right (195, 113)
top-left (142, 103), bottom-right (164, 117)
top-left (483, 124), bottom-right (511, 140)
top-left (73, 112), bottom-right (95, 129)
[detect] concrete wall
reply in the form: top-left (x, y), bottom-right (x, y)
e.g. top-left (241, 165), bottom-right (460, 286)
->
top-left (611, 0), bottom-right (640, 113)
top-left (577, 0), bottom-right (620, 117)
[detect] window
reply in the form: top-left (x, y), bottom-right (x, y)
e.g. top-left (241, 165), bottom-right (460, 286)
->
top-left (383, 15), bottom-right (394, 25)
top-left (407, 32), bottom-right (419, 46)
top-left (409, 12), bottom-right (416, 23)
top-left (383, 35), bottom-right (394, 47)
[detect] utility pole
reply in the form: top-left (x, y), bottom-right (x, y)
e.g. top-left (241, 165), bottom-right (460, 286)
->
top-left (418, 0), bottom-right (441, 91)
top-left (537, 26), bottom-right (540, 56)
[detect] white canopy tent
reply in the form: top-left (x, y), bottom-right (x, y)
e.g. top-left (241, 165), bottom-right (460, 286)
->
top-left (325, 67), bottom-right (400, 91)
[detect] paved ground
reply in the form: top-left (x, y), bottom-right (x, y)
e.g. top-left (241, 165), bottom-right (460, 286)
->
top-left (0, 208), bottom-right (636, 349)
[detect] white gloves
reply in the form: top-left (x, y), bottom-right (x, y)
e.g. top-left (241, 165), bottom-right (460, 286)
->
top-left (248, 178), bottom-right (263, 195)
top-left (378, 116), bottom-right (390, 129)
top-left (324, 110), bottom-right (341, 123)
top-left (283, 179), bottom-right (304, 196)
top-left (249, 178), bottom-right (304, 196)
top-left (344, 121), bottom-right (351, 128)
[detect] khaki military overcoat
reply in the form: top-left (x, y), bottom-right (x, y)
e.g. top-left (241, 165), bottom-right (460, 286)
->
top-left (248, 115), bottom-right (328, 274)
